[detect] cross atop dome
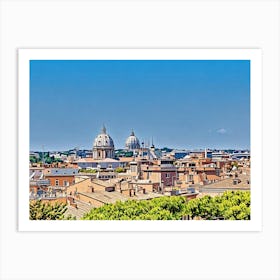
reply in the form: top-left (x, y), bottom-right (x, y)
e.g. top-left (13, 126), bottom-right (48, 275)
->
top-left (101, 124), bottom-right (107, 134)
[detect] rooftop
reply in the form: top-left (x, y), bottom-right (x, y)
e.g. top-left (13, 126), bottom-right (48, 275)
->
top-left (79, 191), bottom-right (128, 204)
top-left (44, 168), bottom-right (79, 176)
top-left (76, 158), bottom-right (119, 163)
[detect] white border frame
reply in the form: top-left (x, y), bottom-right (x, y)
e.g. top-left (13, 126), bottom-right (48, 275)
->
top-left (18, 49), bottom-right (262, 231)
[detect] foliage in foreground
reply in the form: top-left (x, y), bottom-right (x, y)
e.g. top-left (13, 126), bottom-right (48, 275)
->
top-left (186, 190), bottom-right (250, 220)
top-left (83, 196), bottom-right (186, 220)
top-left (82, 191), bottom-right (250, 220)
top-left (29, 200), bottom-right (75, 220)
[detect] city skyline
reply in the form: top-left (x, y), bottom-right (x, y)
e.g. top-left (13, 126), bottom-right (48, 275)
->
top-left (30, 60), bottom-right (250, 151)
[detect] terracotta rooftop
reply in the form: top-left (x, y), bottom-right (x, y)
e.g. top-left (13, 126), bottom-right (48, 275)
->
top-left (76, 158), bottom-right (119, 163)
top-left (75, 158), bottom-right (96, 163)
top-left (196, 167), bottom-right (216, 171)
top-left (206, 175), bottom-right (220, 181)
top-left (131, 192), bottom-right (163, 201)
top-left (118, 157), bottom-right (134, 162)
top-left (79, 191), bottom-right (128, 204)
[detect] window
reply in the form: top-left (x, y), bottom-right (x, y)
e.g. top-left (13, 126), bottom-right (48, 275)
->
top-left (166, 173), bottom-right (170, 178)
top-left (63, 180), bottom-right (69, 187)
top-left (55, 179), bottom-right (59, 186)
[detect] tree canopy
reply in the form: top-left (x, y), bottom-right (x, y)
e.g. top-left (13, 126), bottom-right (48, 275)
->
top-left (82, 191), bottom-right (250, 221)
top-left (185, 191), bottom-right (250, 220)
top-left (29, 200), bottom-right (75, 220)
top-left (79, 168), bottom-right (97, 173)
top-left (82, 196), bottom-right (186, 220)
top-left (114, 167), bottom-right (125, 173)
top-left (29, 191), bottom-right (250, 221)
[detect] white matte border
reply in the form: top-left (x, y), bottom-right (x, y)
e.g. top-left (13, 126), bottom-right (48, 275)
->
top-left (18, 48), bottom-right (262, 232)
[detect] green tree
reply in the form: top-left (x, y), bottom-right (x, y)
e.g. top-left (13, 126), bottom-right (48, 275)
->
top-left (79, 191), bottom-right (251, 221)
top-left (79, 169), bottom-right (97, 173)
top-left (115, 167), bottom-right (125, 173)
top-left (185, 191), bottom-right (250, 220)
top-left (30, 156), bottom-right (38, 163)
top-left (30, 200), bottom-right (71, 220)
top-left (44, 157), bottom-right (53, 164)
top-left (82, 196), bottom-right (187, 220)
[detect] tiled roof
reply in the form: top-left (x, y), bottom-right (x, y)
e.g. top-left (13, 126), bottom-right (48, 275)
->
top-left (97, 158), bottom-right (119, 163)
top-left (76, 158), bottom-right (119, 163)
top-left (118, 157), bottom-right (134, 162)
top-left (79, 191), bottom-right (128, 204)
top-left (196, 167), bottom-right (216, 171)
top-left (131, 192), bottom-right (163, 201)
top-left (44, 168), bottom-right (79, 176)
top-left (76, 158), bottom-right (96, 163)
top-left (206, 175), bottom-right (220, 181)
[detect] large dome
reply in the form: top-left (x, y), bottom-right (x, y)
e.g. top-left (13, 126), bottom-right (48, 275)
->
top-left (93, 126), bottom-right (114, 148)
top-left (125, 130), bottom-right (140, 150)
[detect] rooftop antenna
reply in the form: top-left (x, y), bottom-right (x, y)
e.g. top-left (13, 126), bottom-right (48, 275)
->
top-left (42, 145), bottom-right (45, 166)
top-left (147, 139), bottom-right (150, 160)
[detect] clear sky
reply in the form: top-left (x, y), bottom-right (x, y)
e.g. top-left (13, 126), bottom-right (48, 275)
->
top-left (30, 60), bottom-right (250, 151)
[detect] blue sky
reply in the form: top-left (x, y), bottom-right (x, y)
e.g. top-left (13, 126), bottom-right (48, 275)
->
top-left (30, 60), bottom-right (250, 151)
